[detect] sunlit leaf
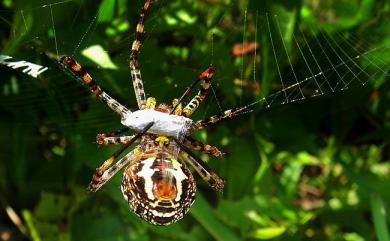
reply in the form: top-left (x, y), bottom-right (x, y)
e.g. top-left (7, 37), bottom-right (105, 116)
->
top-left (251, 226), bottom-right (287, 240)
top-left (81, 45), bottom-right (118, 70)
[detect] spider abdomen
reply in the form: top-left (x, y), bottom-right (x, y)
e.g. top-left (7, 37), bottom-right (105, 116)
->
top-left (121, 156), bottom-right (196, 225)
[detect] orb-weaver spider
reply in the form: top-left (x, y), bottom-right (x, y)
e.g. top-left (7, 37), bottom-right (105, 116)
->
top-left (60, 0), bottom-right (248, 225)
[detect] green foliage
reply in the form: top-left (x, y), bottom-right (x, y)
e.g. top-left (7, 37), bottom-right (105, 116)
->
top-left (1, 0), bottom-right (390, 240)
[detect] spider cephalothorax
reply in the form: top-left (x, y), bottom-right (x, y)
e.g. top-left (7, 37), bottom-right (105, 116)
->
top-left (59, 0), bottom-right (247, 225)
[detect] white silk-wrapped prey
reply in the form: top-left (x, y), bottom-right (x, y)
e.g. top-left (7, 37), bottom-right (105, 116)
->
top-left (121, 109), bottom-right (192, 139)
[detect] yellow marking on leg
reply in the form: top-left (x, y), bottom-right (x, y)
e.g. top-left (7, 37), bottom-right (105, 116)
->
top-left (172, 98), bottom-right (183, 115)
top-left (82, 73), bottom-right (93, 84)
top-left (146, 97), bottom-right (156, 109)
top-left (132, 40), bottom-right (141, 51)
top-left (183, 108), bottom-right (191, 116)
top-left (96, 156), bottom-right (116, 176)
top-left (134, 148), bottom-right (143, 156)
top-left (71, 63), bottom-right (82, 72)
top-left (136, 24), bottom-right (144, 33)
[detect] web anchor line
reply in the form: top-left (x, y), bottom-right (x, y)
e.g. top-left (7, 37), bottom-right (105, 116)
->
top-left (266, 12), bottom-right (289, 104)
top-left (274, 14), bottom-right (305, 100)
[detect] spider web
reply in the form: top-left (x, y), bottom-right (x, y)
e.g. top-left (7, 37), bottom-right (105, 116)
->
top-left (0, 0), bottom-right (389, 137)
top-left (221, 10), bottom-right (390, 116)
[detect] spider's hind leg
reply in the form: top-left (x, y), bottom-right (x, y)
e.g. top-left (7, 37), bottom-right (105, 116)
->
top-left (90, 122), bottom-right (154, 191)
top-left (177, 141), bottom-right (225, 192)
top-left (89, 146), bottom-right (142, 192)
top-left (183, 136), bottom-right (224, 157)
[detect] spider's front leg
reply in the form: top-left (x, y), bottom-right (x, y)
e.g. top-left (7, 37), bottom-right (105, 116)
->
top-left (177, 141), bottom-right (225, 192)
top-left (183, 136), bottom-right (224, 157)
top-left (171, 64), bottom-right (216, 114)
top-left (129, 0), bottom-right (153, 109)
top-left (60, 56), bottom-right (130, 116)
top-left (182, 64), bottom-right (216, 117)
top-left (190, 106), bottom-right (251, 132)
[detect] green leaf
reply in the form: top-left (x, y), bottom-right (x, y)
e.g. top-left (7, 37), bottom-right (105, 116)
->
top-left (35, 192), bottom-right (70, 221)
top-left (97, 0), bottom-right (115, 23)
top-left (176, 9), bottom-right (197, 24)
top-left (70, 211), bottom-right (128, 241)
top-left (190, 194), bottom-right (240, 241)
top-left (371, 193), bottom-right (390, 241)
top-left (22, 210), bottom-right (42, 241)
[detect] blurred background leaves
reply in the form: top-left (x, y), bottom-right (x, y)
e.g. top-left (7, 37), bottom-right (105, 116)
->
top-left (0, 0), bottom-right (390, 240)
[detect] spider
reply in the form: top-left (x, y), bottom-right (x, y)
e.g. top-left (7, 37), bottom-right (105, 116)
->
top-left (59, 0), bottom-right (248, 225)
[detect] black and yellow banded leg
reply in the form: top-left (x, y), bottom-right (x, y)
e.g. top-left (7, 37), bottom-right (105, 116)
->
top-left (190, 106), bottom-right (250, 131)
top-left (89, 122), bottom-right (154, 192)
top-left (182, 64), bottom-right (216, 117)
top-left (176, 141), bottom-right (225, 192)
top-left (96, 135), bottom-right (138, 146)
top-left (171, 64), bottom-right (216, 114)
top-left (95, 127), bottom-right (130, 145)
top-left (183, 136), bottom-right (224, 157)
top-left (60, 56), bottom-right (130, 116)
top-left (171, 98), bottom-right (183, 115)
top-left (88, 147), bottom-right (142, 192)
top-left (180, 150), bottom-right (225, 193)
top-left (129, 0), bottom-right (153, 110)
top-left (99, 127), bottom-right (130, 138)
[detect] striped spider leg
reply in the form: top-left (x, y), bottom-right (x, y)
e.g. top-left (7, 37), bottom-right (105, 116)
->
top-left (95, 127), bottom-right (133, 145)
top-left (181, 64), bottom-right (216, 117)
top-left (89, 122), bottom-right (153, 192)
top-left (96, 134), bottom-right (138, 146)
top-left (129, 0), bottom-right (152, 110)
top-left (177, 141), bottom-right (225, 192)
top-left (89, 146), bottom-right (143, 192)
top-left (88, 143), bottom-right (139, 192)
top-left (171, 64), bottom-right (216, 114)
top-left (59, 56), bottom-right (131, 117)
top-left (190, 106), bottom-right (251, 132)
top-left (183, 136), bottom-right (224, 157)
